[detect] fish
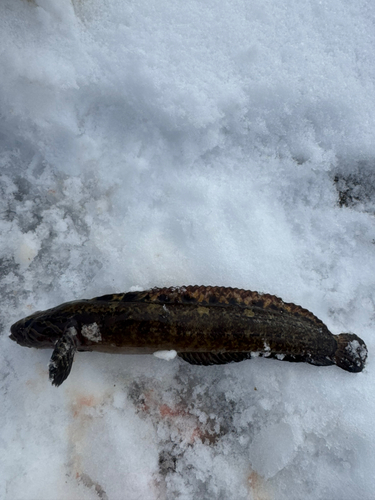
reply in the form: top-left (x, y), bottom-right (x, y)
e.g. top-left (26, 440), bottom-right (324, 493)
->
top-left (9, 286), bottom-right (368, 386)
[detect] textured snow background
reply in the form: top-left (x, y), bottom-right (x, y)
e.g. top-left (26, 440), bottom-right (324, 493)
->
top-left (1, 0), bottom-right (375, 498)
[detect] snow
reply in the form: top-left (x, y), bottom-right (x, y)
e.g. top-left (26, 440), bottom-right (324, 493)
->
top-left (1, 0), bottom-right (375, 498)
top-left (153, 350), bottom-right (178, 361)
top-left (82, 323), bottom-right (102, 343)
top-left (347, 339), bottom-right (368, 364)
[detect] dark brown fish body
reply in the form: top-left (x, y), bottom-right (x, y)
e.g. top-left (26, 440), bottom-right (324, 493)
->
top-left (9, 286), bottom-right (368, 386)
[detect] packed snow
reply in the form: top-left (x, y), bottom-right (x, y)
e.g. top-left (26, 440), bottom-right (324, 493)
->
top-left (1, 0), bottom-right (375, 498)
top-left (153, 350), bottom-right (178, 361)
top-left (81, 323), bottom-right (102, 343)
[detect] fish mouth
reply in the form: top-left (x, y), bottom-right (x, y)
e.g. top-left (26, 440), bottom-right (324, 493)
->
top-left (10, 319), bottom-right (33, 347)
top-left (9, 330), bottom-right (17, 342)
top-left (9, 318), bottom-right (47, 347)
top-left (10, 316), bottom-right (64, 348)
top-left (9, 322), bottom-right (17, 341)
top-left (10, 318), bottom-right (24, 338)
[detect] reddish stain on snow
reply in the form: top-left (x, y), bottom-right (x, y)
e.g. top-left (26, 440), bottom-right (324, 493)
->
top-left (72, 394), bottom-right (96, 417)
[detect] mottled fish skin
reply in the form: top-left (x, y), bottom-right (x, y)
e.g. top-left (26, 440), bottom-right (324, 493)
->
top-left (9, 286), bottom-right (368, 386)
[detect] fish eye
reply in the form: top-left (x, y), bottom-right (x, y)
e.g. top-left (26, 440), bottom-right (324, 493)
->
top-left (23, 317), bottom-right (35, 329)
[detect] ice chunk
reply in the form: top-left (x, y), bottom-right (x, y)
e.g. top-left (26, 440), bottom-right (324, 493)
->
top-left (250, 422), bottom-right (297, 479)
top-left (81, 323), bottom-right (102, 342)
top-left (153, 350), bottom-right (177, 361)
top-left (14, 233), bottom-right (41, 270)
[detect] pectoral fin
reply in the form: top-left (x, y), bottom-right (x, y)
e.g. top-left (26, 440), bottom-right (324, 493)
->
top-left (177, 352), bottom-right (251, 365)
top-left (49, 334), bottom-right (77, 387)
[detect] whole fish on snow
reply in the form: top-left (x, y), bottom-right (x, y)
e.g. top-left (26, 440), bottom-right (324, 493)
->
top-left (9, 286), bottom-right (367, 386)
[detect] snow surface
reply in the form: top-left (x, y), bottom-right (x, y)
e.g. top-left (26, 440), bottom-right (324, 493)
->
top-left (1, 0), bottom-right (375, 498)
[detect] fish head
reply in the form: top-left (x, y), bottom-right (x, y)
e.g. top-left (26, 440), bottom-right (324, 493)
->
top-left (10, 308), bottom-right (70, 348)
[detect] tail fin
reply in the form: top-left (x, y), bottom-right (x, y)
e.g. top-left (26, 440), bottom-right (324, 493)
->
top-left (333, 333), bottom-right (367, 373)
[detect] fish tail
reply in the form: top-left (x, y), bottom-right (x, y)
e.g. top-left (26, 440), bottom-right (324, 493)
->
top-left (333, 333), bottom-right (367, 373)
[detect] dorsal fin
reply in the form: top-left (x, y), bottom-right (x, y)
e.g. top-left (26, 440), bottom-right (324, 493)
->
top-left (142, 286), bottom-right (324, 327)
top-left (92, 292), bottom-right (139, 302)
top-left (93, 286), bottom-right (325, 328)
